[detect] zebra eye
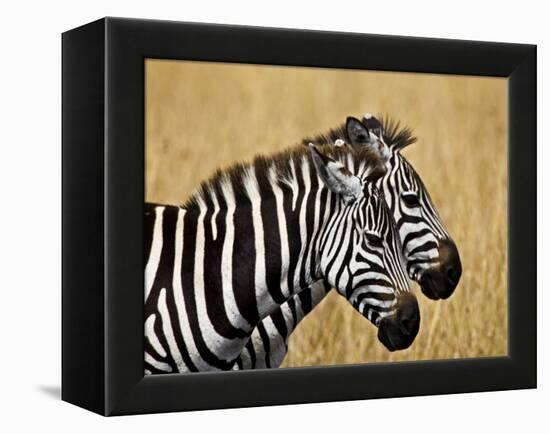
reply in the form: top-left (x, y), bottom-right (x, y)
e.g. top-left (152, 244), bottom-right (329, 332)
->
top-left (402, 193), bottom-right (420, 208)
top-left (366, 233), bottom-right (383, 248)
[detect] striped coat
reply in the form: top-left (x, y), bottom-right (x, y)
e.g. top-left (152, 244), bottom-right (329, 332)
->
top-left (144, 144), bottom-right (416, 373)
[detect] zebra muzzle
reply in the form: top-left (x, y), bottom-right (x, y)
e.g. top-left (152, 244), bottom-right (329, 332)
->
top-left (419, 238), bottom-right (462, 300)
top-left (377, 292), bottom-right (420, 352)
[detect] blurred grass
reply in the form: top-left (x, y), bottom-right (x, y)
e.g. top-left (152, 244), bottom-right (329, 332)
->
top-left (145, 59), bottom-right (508, 367)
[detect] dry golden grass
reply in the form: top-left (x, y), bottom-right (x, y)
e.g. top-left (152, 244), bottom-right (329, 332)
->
top-left (145, 59), bottom-right (508, 367)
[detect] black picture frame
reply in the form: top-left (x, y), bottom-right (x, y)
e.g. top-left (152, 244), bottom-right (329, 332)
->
top-left (62, 17), bottom-right (536, 416)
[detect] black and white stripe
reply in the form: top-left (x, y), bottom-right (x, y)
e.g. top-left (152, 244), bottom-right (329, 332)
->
top-left (144, 144), bottom-right (413, 374)
top-left (234, 114), bottom-right (461, 369)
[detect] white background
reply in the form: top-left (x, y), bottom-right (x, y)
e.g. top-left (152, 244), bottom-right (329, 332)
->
top-left (0, 0), bottom-right (546, 431)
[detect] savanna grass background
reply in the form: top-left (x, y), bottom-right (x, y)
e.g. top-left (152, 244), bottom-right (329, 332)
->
top-left (145, 59), bottom-right (508, 367)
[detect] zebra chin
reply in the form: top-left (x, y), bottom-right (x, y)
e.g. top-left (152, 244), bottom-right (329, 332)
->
top-left (376, 292), bottom-right (420, 352)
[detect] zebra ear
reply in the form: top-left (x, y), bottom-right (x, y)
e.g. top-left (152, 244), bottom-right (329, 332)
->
top-left (308, 143), bottom-right (363, 203)
top-left (346, 116), bottom-right (391, 163)
top-left (346, 116), bottom-right (373, 146)
top-left (362, 113), bottom-right (384, 136)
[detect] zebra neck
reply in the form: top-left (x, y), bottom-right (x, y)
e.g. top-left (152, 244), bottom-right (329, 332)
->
top-left (184, 161), bottom-right (331, 335)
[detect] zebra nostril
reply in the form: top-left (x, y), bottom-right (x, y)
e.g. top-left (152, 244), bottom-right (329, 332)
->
top-left (446, 266), bottom-right (459, 284)
top-left (439, 238), bottom-right (462, 288)
top-left (400, 318), bottom-right (412, 335)
top-left (445, 257), bottom-right (462, 288)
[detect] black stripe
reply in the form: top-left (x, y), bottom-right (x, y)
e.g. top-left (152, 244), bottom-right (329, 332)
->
top-left (355, 294), bottom-right (394, 312)
top-left (353, 255), bottom-right (387, 275)
top-left (235, 356), bottom-right (243, 370)
top-left (300, 169), bottom-right (317, 288)
top-left (284, 163), bottom-right (305, 294)
top-left (402, 228), bottom-right (432, 248)
top-left (298, 287), bottom-right (313, 315)
top-left (308, 188), bottom-right (328, 279)
top-left (353, 278), bottom-right (391, 288)
top-left (287, 296), bottom-right (298, 328)
top-left (269, 308), bottom-right (289, 344)
top-left (145, 206), bottom-right (177, 305)
top-left (258, 171), bottom-right (286, 304)
top-left (396, 214), bottom-right (424, 231)
top-left (355, 290), bottom-right (394, 303)
top-left (163, 286), bottom-right (199, 372)
top-left (409, 240), bottom-right (438, 256)
top-left (231, 191), bottom-right (260, 327)
top-left (256, 321), bottom-right (272, 369)
top-left (202, 192), bottom-right (248, 339)
top-left (407, 257), bottom-right (437, 268)
top-left (245, 340), bottom-right (256, 369)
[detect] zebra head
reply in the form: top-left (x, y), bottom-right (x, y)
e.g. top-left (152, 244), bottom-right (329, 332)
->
top-left (345, 114), bottom-right (462, 300)
top-left (309, 144), bottom-right (419, 352)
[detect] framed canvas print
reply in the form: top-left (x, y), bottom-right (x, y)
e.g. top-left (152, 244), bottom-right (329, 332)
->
top-left (62, 17), bottom-right (536, 415)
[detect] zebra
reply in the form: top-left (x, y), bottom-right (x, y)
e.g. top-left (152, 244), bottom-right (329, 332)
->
top-left (144, 143), bottom-right (419, 374)
top-left (234, 114), bottom-right (462, 369)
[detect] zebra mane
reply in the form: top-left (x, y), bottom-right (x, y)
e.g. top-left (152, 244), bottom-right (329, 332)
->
top-left (302, 115), bottom-right (417, 151)
top-left (183, 145), bottom-right (383, 210)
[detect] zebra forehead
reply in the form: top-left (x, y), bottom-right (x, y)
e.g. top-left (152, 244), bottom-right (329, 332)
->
top-left (396, 155), bottom-right (424, 189)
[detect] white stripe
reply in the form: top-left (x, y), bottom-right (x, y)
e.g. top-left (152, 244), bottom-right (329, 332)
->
top-left (210, 186), bottom-right (220, 240)
top-left (318, 187), bottom-right (333, 252)
top-left (243, 167), bottom-right (273, 318)
top-left (145, 351), bottom-right (172, 372)
top-left (145, 206), bottom-right (164, 300)
top-left (250, 329), bottom-right (267, 367)
top-left (402, 234), bottom-right (439, 261)
top-left (355, 285), bottom-right (395, 297)
top-left (144, 313), bottom-right (166, 358)
top-left (357, 160), bottom-right (368, 179)
top-left (268, 166), bottom-right (290, 298)
top-left (171, 209), bottom-right (211, 371)
top-left (352, 274), bottom-right (392, 290)
top-left (403, 231), bottom-right (434, 253)
top-left (293, 158), bottom-right (311, 289)
top-left (237, 349), bottom-right (251, 370)
top-left (358, 296), bottom-right (394, 311)
top-left (305, 160), bottom-right (323, 280)
top-left (367, 309), bottom-right (373, 322)
top-left (346, 153), bottom-right (354, 172)
top-left (279, 300), bottom-right (296, 332)
top-left (263, 316), bottom-right (286, 368)
top-left (289, 159), bottom-right (299, 211)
